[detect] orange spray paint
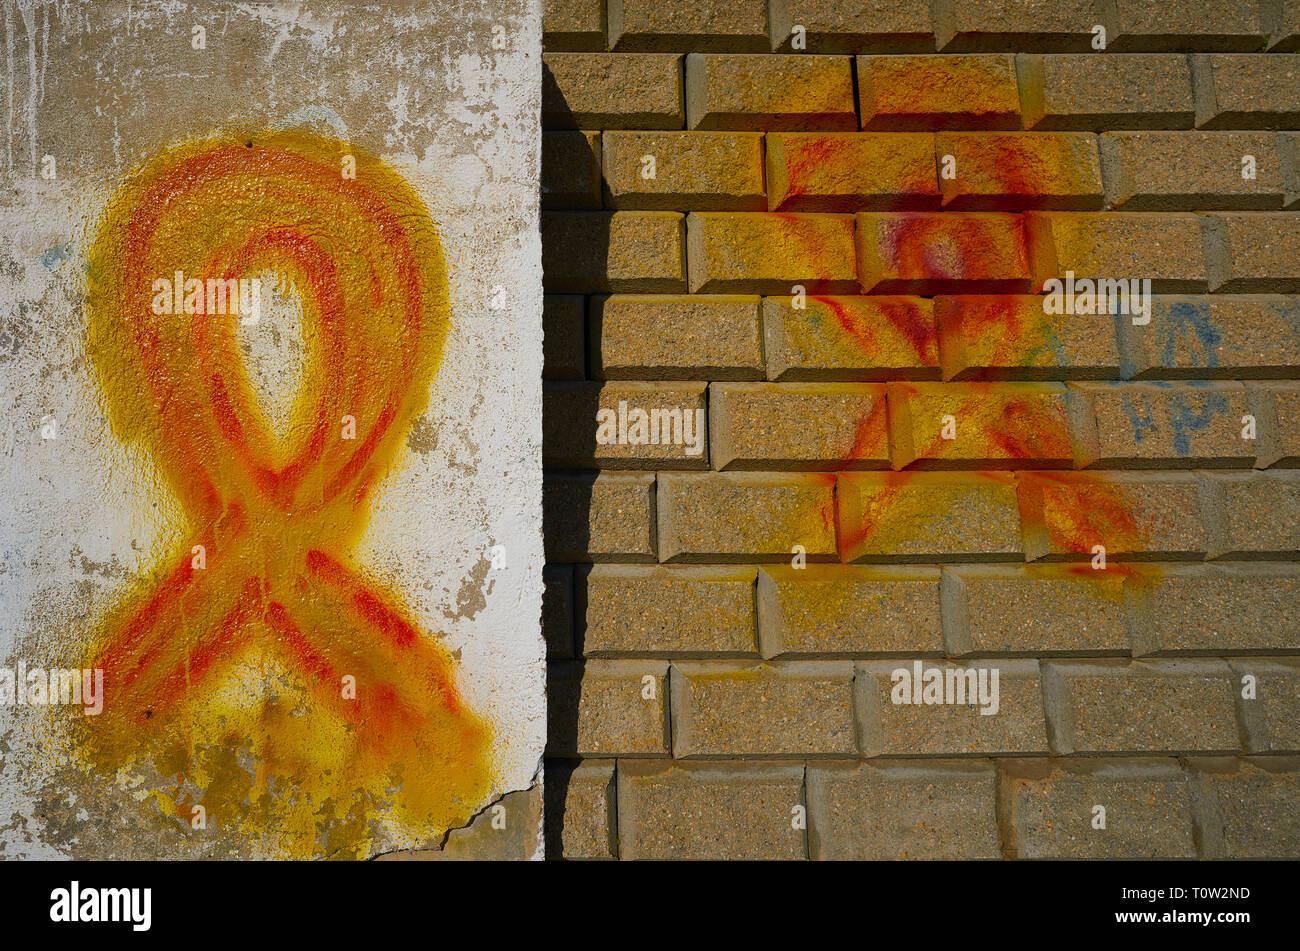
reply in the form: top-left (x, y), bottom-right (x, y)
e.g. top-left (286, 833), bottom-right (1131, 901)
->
top-left (82, 130), bottom-right (494, 856)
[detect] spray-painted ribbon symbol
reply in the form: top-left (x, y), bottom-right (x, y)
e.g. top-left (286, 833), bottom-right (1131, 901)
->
top-left (83, 131), bottom-right (493, 832)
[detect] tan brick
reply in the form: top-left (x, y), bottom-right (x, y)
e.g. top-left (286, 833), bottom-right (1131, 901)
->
top-left (886, 381), bottom-right (1077, 469)
top-left (543, 53), bottom-right (684, 129)
top-left (541, 131), bottom-right (601, 209)
top-left (1026, 211), bottom-right (1209, 293)
top-left (1200, 471), bottom-right (1300, 558)
top-left (1043, 659), bottom-right (1240, 753)
top-left (541, 211), bottom-right (686, 293)
top-left (709, 382), bottom-right (890, 470)
top-left (547, 660), bottom-right (670, 756)
top-left (856, 212), bottom-right (1034, 294)
top-left (1109, 0), bottom-right (1266, 51)
top-left (671, 660), bottom-right (856, 756)
top-left (936, 132), bottom-right (1103, 210)
top-left (657, 471), bottom-right (837, 562)
top-left (543, 0), bottom-right (606, 51)
top-left (1264, 1), bottom-right (1300, 51)
top-left (609, 0), bottom-right (769, 52)
top-left (617, 761), bottom-right (806, 859)
top-left (857, 659), bottom-right (1048, 755)
top-left (580, 565), bottom-right (759, 656)
top-left (1203, 212), bottom-right (1300, 292)
top-left (543, 564), bottom-right (575, 660)
top-left (808, 761), bottom-right (999, 860)
top-left (1071, 381), bottom-right (1254, 467)
top-left (1001, 758), bottom-right (1197, 859)
top-left (544, 760), bottom-right (616, 859)
top-left (687, 211), bottom-right (858, 294)
top-left (935, 295), bottom-right (1122, 381)
top-left (941, 565), bottom-right (1130, 655)
top-left (1017, 471), bottom-right (1208, 560)
top-left (837, 471), bottom-right (1023, 562)
top-left (1100, 132), bottom-right (1285, 210)
top-left (1248, 381), bottom-right (1300, 467)
top-left (543, 295), bottom-right (585, 380)
top-left (1128, 564), bottom-right (1300, 653)
top-left (1193, 54), bottom-right (1300, 129)
top-left (763, 296), bottom-right (941, 382)
top-left (1231, 658), bottom-right (1300, 753)
top-left (685, 53), bottom-right (856, 131)
top-left (770, 0), bottom-right (936, 54)
top-left (601, 131), bottom-right (765, 210)
top-left (543, 472), bottom-right (657, 563)
top-left (857, 53), bottom-right (1020, 131)
top-left (591, 294), bottom-right (764, 380)
top-left (766, 132), bottom-right (940, 212)
top-left (1017, 53), bottom-right (1196, 130)
top-left (933, 0), bottom-right (1112, 53)
top-left (1283, 132), bottom-right (1300, 208)
top-left (543, 381), bottom-right (709, 469)
top-left (1118, 295), bottom-right (1300, 378)
top-left (757, 565), bottom-right (944, 657)
top-left (1190, 756), bottom-right (1300, 857)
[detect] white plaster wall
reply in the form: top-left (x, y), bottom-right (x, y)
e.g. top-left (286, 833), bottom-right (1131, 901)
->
top-left (0, 0), bottom-right (544, 859)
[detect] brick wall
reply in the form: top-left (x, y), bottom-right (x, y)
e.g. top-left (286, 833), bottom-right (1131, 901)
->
top-left (539, 0), bottom-right (1300, 859)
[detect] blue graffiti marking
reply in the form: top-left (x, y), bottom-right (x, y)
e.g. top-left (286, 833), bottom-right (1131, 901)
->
top-left (39, 242), bottom-right (73, 269)
top-left (1168, 386), bottom-right (1230, 456)
top-left (1163, 300), bottom-right (1220, 369)
top-left (1121, 392), bottom-right (1158, 445)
